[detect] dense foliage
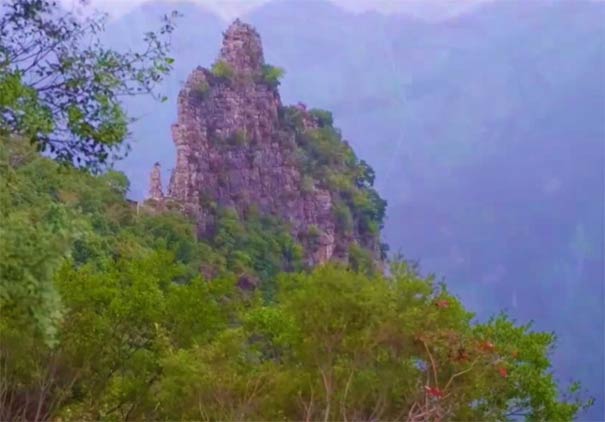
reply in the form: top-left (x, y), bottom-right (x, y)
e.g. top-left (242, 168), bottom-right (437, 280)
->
top-left (0, 137), bottom-right (592, 421)
top-left (282, 105), bottom-right (387, 248)
top-left (210, 60), bottom-right (235, 81)
top-left (260, 64), bottom-right (285, 88)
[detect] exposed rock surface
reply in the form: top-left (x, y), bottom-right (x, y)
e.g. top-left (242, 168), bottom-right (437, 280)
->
top-left (148, 162), bottom-right (164, 201)
top-left (165, 19), bottom-right (381, 266)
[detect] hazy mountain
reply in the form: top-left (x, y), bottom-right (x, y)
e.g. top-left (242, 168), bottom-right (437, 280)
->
top-left (105, 0), bottom-right (605, 417)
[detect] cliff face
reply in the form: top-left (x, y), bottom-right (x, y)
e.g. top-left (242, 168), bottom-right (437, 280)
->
top-left (165, 19), bottom-right (384, 266)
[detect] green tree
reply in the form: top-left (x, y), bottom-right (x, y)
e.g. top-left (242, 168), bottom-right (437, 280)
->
top-left (256, 264), bottom-right (591, 420)
top-left (0, 0), bottom-right (179, 169)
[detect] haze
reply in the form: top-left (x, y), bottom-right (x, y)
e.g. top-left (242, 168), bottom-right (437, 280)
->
top-left (61, 0), bottom-right (494, 20)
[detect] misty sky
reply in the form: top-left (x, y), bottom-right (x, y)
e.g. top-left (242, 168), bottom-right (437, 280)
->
top-left (61, 0), bottom-right (494, 20)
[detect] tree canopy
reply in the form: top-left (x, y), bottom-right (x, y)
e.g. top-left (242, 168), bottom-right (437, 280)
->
top-left (0, 137), bottom-right (593, 420)
top-left (0, 0), bottom-right (178, 169)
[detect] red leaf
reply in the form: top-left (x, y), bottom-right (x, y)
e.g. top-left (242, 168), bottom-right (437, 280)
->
top-left (479, 341), bottom-right (496, 352)
top-left (425, 385), bottom-right (444, 398)
top-left (435, 299), bottom-right (450, 309)
top-left (455, 348), bottom-right (470, 362)
top-left (498, 367), bottom-right (508, 378)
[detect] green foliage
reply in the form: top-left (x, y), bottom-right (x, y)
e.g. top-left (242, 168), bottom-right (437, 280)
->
top-left (304, 224), bottom-right (322, 250)
top-left (260, 64), bottom-right (285, 88)
top-left (333, 200), bottom-right (354, 233)
top-left (211, 60), bottom-right (235, 80)
top-left (348, 243), bottom-right (377, 275)
top-left (226, 128), bottom-right (248, 146)
top-left (307, 224), bottom-right (321, 239)
top-left (183, 263), bottom-right (587, 421)
top-left (280, 106), bottom-right (387, 239)
top-left (0, 141), bottom-right (591, 419)
top-left (309, 108), bottom-right (334, 127)
top-left (355, 159), bottom-right (375, 188)
top-left (192, 79), bottom-right (210, 100)
top-left (208, 207), bottom-right (304, 287)
top-left (300, 174), bottom-right (315, 193)
top-left (0, 0), bottom-right (179, 170)
top-left (298, 127), bottom-right (354, 168)
top-left (281, 105), bottom-right (305, 130)
top-left (352, 189), bottom-right (387, 235)
top-left (1, 137), bottom-right (77, 344)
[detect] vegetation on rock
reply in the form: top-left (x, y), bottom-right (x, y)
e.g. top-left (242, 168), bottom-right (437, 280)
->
top-left (282, 105), bottom-right (387, 240)
top-left (260, 64), bottom-right (285, 88)
top-left (211, 60), bottom-right (235, 81)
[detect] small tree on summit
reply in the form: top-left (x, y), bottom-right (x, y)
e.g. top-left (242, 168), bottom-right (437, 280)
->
top-left (0, 0), bottom-right (179, 170)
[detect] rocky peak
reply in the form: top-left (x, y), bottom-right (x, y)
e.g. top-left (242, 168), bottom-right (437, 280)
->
top-left (163, 20), bottom-right (385, 269)
top-left (218, 19), bottom-right (264, 76)
top-left (148, 162), bottom-right (163, 201)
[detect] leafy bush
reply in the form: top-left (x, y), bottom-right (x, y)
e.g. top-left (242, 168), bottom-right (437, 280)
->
top-left (300, 175), bottom-right (315, 193)
top-left (280, 105), bottom-right (305, 131)
top-left (307, 224), bottom-right (321, 239)
top-left (211, 60), bottom-right (235, 80)
top-left (226, 129), bottom-right (248, 146)
top-left (348, 243), bottom-right (376, 274)
top-left (305, 224), bottom-right (322, 248)
top-left (355, 159), bottom-right (375, 188)
top-left (0, 0), bottom-right (179, 170)
top-left (260, 64), bottom-right (285, 88)
top-left (210, 207), bottom-right (304, 283)
top-left (352, 189), bottom-right (387, 234)
top-left (333, 201), bottom-right (354, 233)
top-left (309, 108), bottom-right (333, 127)
top-left (192, 79), bottom-right (210, 100)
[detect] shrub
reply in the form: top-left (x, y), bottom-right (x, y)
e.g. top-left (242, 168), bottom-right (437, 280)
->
top-left (261, 64), bottom-right (285, 88)
top-left (227, 129), bottom-right (248, 146)
top-left (348, 243), bottom-right (376, 275)
top-left (307, 224), bottom-right (321, 239)
top-left (301, 175), bottom-right (315, 193)
top-left (281, 106), bottom-right (305, 131)
top-left (192, 79), bottom-right (210, 100)
top-left (309, 108), bottom-right (333, 127)
top-left (211, 60), bottom-right (234, 80)
top-left (355, 159), bottom-right (375, 188)
top-left (327, 172), bottom-right (355, 198)
top-left (333, 201), bottom-right (354, 233)
top-left (305, 224), bottom-right (322, 249)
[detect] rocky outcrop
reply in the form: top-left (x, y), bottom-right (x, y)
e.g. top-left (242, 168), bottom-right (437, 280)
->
top-left (148, 162), bottom-right (163, 201)
top-left (164, 19), bottom-right (381, 266)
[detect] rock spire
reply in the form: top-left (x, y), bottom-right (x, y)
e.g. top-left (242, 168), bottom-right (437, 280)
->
top-left (148, 162), bottom-right (163, 201)
top-left (218, 19), bottom-right (265, 76)
top-left (159, 20), bottom-right (383, 267)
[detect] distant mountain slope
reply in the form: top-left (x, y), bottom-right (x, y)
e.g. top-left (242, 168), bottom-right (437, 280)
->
top-left (106, 1), bottom-right (605, 417)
